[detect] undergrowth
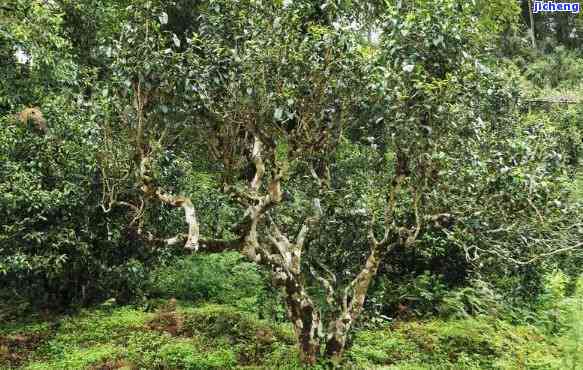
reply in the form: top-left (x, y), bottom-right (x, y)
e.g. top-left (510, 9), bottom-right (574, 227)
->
top-left (1, 284), bottom-right (581, 370)
top-left (2, 260), bottom-right (581, 369)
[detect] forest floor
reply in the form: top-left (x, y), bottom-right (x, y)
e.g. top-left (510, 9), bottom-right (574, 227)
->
top-left (1, 298), bottom-right (581, 369)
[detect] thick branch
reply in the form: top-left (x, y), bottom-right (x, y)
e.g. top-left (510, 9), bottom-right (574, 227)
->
top-left (405, 188), bottom-right (422, 247)
top-left (310, 265), bottom-right (335, 305)
top-left (157, 191), bottom-right (200, 250)
top-left (139, 154), bottom-right (201, 250)
top-left (250, 136), bottom-right (265, 191)
top-left (344, 239), bottom-right (385, 320)
top-left (379, 175), bottom-right (405, 245)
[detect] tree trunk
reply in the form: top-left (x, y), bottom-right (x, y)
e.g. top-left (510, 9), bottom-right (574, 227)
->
top-left (281, 274), bottom-right (322, 365)
top-left (324, 242), bottom-right (384, 364)
top-left (527, 0), bottom-right (536, 48)
top-left (324, 313), bottom-right (350, 364)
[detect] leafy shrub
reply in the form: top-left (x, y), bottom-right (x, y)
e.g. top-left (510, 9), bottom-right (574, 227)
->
top-left (181, 304), bottom-right (295, 345)
top-left (536, 270), bottom-right (570, 333)
top-left (348, 330), bottom-right (417, 366)
top-left (372, 272), bottom-right (501, 319)
top-left (261, 344), bottom-right (306, 370)
top-left (370, 271), bottom-right (449, 318)
top-left (0, 289), bottom-right (31, 322)
top-left (0, 114), bottom-right (158, 308)
top-left (557, 275), bottom-right (583, 368)
top-left (29, 307), bottom-right (151, 362)
top-left (139, 302), bottom-right (297, 367)
top-left (438, 279), bottom-right (502, 319)
top-left (524, 47), bottom-right (583, 89)
top-left (148, 253), bottom-right (270, 309)
top-left (125, 330), bottom-right (174, 368)
top-left (347, 317), bottom-right (563, 369)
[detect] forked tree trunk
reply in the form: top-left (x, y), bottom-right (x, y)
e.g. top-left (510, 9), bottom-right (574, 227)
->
top-left (275, 239), bottom-right (385, 365)
top-left (130, 122), bottom-right (407, 366)
top-left (324, 312), bottom-right (351, 363)
top-left (324, 243), bottom-right (383, 364)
